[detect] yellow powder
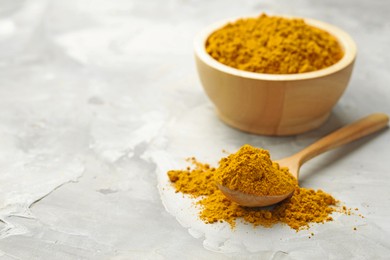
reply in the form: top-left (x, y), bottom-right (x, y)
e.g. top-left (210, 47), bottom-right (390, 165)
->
top-left (199, 187), bottom-right (336, 230)
top-left (167, 144), bottom-right (346, 231)
top-left (206, 14), bottom-right (344, 74)
top-left (217, 144), bottom-right (297, 196)
top-left (168, 157), bottom-right (217, 197)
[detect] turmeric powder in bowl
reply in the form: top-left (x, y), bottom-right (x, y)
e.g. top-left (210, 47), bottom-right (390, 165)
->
top-left (206, 14), bottom-right (344, 74)
top-left (195, 15), bottom-right (356, 135)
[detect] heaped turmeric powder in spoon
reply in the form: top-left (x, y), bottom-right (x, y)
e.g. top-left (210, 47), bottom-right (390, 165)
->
top-left (216, 145), bottom-right (297, 207)
top-left (218, 113), bottom-right (389, 207)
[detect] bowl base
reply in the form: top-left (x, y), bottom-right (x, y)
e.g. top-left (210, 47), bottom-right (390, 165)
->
top-left (217, 111), bottom-right (330, 136)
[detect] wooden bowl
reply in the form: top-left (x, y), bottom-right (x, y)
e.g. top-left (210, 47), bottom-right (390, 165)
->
top-left (194, 16), bottom-right (357, 136)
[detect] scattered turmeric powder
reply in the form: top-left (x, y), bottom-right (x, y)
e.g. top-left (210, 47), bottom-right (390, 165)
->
top-left (197, 186), bottom-right (337, 230)
top-left (206, 14), bottom-right (344, 74)
top-left (167, 157), bottom-right (217, 197)
top-left (168, 144), bottom-right (347, 231)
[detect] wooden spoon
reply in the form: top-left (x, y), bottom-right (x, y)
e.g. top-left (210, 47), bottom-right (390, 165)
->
top-left (218, 113), bottom-right (389, 207)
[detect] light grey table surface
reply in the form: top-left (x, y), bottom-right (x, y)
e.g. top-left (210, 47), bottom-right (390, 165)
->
top-left (0, 0), bottom-right (389, 259)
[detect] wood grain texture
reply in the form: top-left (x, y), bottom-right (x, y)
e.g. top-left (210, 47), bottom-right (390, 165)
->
top-left (219, 113), bottom-right (389, 207)
top-left (276, 113), bottom-right (389, 179)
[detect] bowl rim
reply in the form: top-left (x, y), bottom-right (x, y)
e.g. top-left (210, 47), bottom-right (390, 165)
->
top-left (194, 15), bottom-right (357, 81)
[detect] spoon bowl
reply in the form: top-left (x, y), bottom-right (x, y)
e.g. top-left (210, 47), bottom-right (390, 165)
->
top-left (218, 183), bottom-right (294, 207)
top-left (219, 113), bottom-right (389, 207)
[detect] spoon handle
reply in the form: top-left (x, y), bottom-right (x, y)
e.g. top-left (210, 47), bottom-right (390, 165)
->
top-left (296, 113), bottom-right (389, 166)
